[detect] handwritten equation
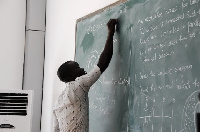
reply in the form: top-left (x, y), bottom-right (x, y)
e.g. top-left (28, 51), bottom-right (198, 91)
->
top-left (135, 0), bottom-right (200, 64)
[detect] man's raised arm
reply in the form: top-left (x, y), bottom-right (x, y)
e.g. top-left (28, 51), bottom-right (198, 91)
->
top-left (97, 19), bottom-right (118, 73)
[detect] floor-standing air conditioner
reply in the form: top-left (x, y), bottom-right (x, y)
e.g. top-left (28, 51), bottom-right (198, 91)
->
top-left (0, 90), bottom-right (33, 132)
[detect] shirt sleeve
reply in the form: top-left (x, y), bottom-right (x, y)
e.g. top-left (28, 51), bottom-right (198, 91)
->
top-left (53, 111), bottom-right (60, 132)
top-left (76, 65), bottom-right (101, 92)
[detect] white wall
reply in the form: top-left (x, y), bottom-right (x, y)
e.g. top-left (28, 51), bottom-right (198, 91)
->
top-left (0, 0), bottom-right (26, 90)
top-left (41, 0), bottom-right (118, 131)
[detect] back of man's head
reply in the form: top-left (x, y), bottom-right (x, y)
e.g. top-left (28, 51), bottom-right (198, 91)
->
top-left (57, 61), bottom-right (72, 83)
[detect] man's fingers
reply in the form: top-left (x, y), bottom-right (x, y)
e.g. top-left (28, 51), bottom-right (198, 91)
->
top-left (112, 19), bottom-right (118, 24)
top-left (107, 19), bottom-right (118, 26)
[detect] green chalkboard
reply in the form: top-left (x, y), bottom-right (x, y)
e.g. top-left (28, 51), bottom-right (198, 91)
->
top-left (75, 0), bottom-right (200, 131)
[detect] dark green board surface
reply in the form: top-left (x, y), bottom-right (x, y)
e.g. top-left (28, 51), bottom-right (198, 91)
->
top-left (75, 0), bottom-right (200, 131)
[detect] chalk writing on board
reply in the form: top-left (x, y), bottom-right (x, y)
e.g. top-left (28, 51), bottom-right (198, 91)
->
top-left (89, 102), bottom-right (111, 116)
top-left (136, 65), bottom-right (192, 81)
top-left (132, 0), bottom-right (200, 131)
top-left (86, 50), bottom-right (99, 69)
top-left (138, 96), bottom-right (176, 132)
top-left (136, 90), bottom-right (200, 131)
top-left (86, 48), bottom-right (118, 69)
top-left (98, 76), bottom-right (130, 86)
top-left (181, 90), bottom-right (200, 132)
top-left (89, 91), bottom-right (117, 117)
top-left (139, 79), bottom-right (199, 93)
top-left (138, 11), bottom-right (200, 64)
top-left (86, 23), bottom-right (106, 34)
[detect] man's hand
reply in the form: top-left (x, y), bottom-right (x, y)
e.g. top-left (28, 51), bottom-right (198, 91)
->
top-left (107, 19), bottom-right (118, 34)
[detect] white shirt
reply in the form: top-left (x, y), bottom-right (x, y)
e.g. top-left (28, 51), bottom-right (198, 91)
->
top-left (53, 66), bottom-right (101, 132)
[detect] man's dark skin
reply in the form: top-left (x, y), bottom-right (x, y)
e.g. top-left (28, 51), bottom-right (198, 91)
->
top-left (57, 19), bottom-right (118, 83)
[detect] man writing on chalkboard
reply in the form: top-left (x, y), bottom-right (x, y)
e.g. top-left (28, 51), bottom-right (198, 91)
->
top-left (53, 19), bottom-right (118, 132)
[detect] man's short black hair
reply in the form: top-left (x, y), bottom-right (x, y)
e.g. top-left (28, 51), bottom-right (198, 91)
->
top-left (57, 61), bottom-right (72, 82)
